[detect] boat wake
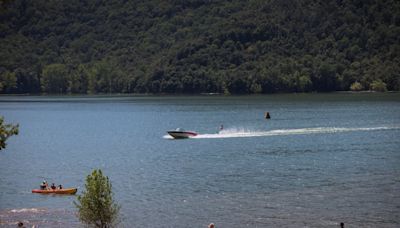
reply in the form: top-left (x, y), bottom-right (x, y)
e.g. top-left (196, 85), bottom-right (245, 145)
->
top-left (193, 126), bottom-right (400, 139)
top-left (9, 208), bottom-right (47, 213)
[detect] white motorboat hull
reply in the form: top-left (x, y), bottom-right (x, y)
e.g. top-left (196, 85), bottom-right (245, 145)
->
top-left (167, 131), bottom-right (198, 139)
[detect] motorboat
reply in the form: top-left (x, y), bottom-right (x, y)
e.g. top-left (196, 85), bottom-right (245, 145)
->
top-left (167, 128), bottom-right (198, 139)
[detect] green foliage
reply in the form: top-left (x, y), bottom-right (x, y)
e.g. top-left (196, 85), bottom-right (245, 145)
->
top-left (0, 0), bottom-right (399, 94)
top-left (0, 116), bottom-right (19, 150)
top-left (75, 169), bottom-right (120, 228)
top-left (0, 70), bottom-right (17, 93)
top-left (370, 80), bottom-right (388, 92)
top-left (41, 64), bottom-right (69, 93)
top-left (350, 81), bottom-right (363, 91)
top-left (86, 60), bottom-right (124, 94)
top-left (294, 73), bottom-right (312, 92)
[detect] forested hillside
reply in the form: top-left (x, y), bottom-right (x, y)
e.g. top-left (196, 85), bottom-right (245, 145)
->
top-left (0, 0), bottom-right (399, 94)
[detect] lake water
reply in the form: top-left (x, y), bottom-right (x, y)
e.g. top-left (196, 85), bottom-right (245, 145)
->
top-left (0, 93), bottom-right (399, 227)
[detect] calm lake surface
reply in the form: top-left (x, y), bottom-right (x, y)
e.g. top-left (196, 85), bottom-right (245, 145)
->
top-left (0, 93), bottom-right (399, 227)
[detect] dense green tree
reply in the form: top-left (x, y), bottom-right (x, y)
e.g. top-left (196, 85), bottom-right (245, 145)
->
top-left (350, 81), bottom-right (363, 91)
top-left (0, 116), bottom-right (19, 150)
top-left (69, 64), bottom-right (89, 94)
top-left (75, 169), bottom-right (120, 228)
top-left (0, 70), bottom-right (17, 93)
top-left (370, 80), bottom-right (388, 92)
top-left (41, 64), bottom-right (69, 93)
top-left (85, 60), bottom-right (124, 94)
top-left (294, 72), bottom-right (312, 92)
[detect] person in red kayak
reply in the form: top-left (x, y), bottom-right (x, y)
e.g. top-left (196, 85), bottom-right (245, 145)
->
top-left (51, 183), bottom-right (56, 190)
top-left (40, 180), bottom-right (48, 190)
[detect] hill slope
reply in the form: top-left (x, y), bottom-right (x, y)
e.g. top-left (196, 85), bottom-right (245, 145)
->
top-left (0, 0), bottom-right (399, 94)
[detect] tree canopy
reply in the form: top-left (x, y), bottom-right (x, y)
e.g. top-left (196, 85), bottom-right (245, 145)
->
top-left (75, 169), bottom-right (120, 228)
top-left (0, 116), bottom-right (19, 150)
top-left (0, 0), bottom-right (399, 94)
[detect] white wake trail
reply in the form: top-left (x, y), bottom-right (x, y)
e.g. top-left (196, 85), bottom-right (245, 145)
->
top-left (193, 126), bottom-right (400, 139)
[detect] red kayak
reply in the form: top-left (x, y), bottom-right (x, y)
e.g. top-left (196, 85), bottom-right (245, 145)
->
top-left (32, 188), bottom-right (77, 195)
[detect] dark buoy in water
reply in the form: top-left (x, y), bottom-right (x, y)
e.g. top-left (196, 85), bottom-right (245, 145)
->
top-left (265, 112), bottom-right (271, 119)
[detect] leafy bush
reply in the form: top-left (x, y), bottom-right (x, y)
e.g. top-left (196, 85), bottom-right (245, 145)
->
top-left (350, 81), bottom-right (363, 91)
top-left (370, 80), bottom-right (387, 92)
top-left (75, 169), bottom-right (120, 228)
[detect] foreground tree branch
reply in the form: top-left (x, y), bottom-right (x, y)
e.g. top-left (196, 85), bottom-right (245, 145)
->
top-left (0, 116), bottom-right (19, 150)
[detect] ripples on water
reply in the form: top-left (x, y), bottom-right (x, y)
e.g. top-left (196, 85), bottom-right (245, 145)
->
top-left (0, 208), bottom-right (79, 227)
top-left (0, 94), bottom-right (399, 227)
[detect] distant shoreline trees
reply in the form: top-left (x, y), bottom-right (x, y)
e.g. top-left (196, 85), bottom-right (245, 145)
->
top-left (1, 0), bottom-right (399, 94)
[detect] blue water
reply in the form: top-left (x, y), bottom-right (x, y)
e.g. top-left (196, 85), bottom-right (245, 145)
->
top-left (0, 94), bottom-right (399, 227)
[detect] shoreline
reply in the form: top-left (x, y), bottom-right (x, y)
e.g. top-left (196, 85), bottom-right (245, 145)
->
top-left (0, 90), bottom-right (398, 97)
